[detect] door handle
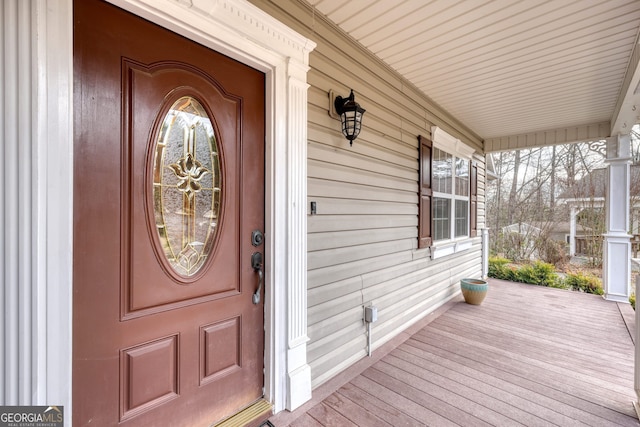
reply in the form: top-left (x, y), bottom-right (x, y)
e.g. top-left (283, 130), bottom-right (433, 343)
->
top-left (251, 252), bottom-right (263, 304)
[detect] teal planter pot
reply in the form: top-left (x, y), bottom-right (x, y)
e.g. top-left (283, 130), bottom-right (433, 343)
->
top-left (461, 278), bottom-right (488, 305)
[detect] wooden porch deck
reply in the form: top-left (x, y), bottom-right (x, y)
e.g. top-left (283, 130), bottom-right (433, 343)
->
top-left (269, 279), bottom-right (639, 426)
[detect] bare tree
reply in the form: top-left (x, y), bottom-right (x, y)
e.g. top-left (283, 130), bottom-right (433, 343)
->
top-left (488, 142), bottom-right (603, 261)
top-left (487, 127), bottom-right (640, 266)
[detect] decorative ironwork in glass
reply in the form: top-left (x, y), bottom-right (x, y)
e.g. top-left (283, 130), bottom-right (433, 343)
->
top-left (153, 96), bottom-right (221, 277)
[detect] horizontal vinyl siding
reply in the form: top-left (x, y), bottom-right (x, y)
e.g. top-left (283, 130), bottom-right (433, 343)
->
top-left (250, 0), bottom-right (486, 388)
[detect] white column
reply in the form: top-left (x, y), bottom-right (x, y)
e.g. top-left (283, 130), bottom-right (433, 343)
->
top-left (38, 0), bottom-right (74, 413)
top-left (481, 228), bottom-right (490, 278)
top-left (634, 274), bottom-right (640, 418)
top-left (284, 59), bottom-right (312, 411)
top-left (1, 0), bottom-right (28, 405)
top-left (569, 206), bottom-right (577, 256)
top-left (603, 134), bottom-right (632, 302)
top-left (2, 0), bottom-right (73, 418)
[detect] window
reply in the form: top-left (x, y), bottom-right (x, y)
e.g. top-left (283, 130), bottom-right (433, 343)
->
top-left (418, 130), bottom-right (478, 250)
top-left (433, 147), bottom-right (469, 242)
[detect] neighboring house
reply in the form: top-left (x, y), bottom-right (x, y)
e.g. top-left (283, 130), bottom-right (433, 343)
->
top-left (503, 221), bottom-right (592, 244)
top-left (3, 1), bottom-right (640, 426)
top-left (545, 222), bottom-right (595, 256)
top-left (501, 222), bottom-right (542, 237)
top-left (559, 165), bottom-right (640, 256)
top-left (501, 221), bottom-right (589, 258)
top-left (544, 221), bottom-right (592, 245)
top-left (500, 222), bottom-right (542, 260)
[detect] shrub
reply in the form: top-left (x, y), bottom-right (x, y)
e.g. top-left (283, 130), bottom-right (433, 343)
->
top-left (488, 256), bottom-right (515, 280)
top-left (515, 261), bottom-right (559, 287)
top-left (563, 271), bottom-right (603, 295)
top-left (489, 256), bottom-right (510, 267)
top-left (489, 258), bottom-right (560, 287)
top-left (488, 257), bottom-right (605, 296)
top-left (488, 256), bottom-right (509, 272)
top-left (631, 293), bottom-right (636, 310)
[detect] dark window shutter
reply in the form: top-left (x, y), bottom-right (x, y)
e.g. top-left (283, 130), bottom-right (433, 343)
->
top-left (470, 160), bottom-right (478, 237)
top-left (418, 135), bottom-right (432, 248)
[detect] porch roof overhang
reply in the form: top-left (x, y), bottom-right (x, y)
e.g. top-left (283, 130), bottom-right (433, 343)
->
top-left (303, 0), bottom-right (640, 152)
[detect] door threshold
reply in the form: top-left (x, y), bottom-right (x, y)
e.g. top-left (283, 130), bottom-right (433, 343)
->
top-left (212, 399), bottom-right (272, 427)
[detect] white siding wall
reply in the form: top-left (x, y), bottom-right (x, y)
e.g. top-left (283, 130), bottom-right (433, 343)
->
top-left (258, 0), bottom-right (486, 388)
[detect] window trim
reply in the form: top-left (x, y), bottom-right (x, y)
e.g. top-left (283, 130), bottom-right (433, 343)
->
top-left (430, 239), bottom-right (474, 259)
top-left (418, 128), bottom-right (478, 253)
top-left (432, 148), bottom-right (471, 241)
top-left (431, 126), bottom-right (475, 159)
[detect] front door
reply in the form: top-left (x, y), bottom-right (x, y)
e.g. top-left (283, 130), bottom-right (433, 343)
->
top-left (73, 1), bottom-right (266, 425)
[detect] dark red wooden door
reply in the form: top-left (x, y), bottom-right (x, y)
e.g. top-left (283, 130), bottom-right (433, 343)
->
top-left (73, 1), bottom-right (265, 425)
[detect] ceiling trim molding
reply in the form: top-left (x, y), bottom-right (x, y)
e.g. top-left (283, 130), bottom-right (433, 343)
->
top-left (484, 121), bottom-right (611, 153)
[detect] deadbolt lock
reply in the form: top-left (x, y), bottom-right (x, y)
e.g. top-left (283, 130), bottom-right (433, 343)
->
top-left (251, 230), bottom-right (264, 247)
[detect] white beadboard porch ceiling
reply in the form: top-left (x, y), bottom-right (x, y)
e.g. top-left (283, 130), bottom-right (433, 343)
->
top-left (306, 0), bottom-right (640, 147)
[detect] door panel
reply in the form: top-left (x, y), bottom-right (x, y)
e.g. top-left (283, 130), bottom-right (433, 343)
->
top-left (123, 60), bottom-right (240, 316)
top-left (73, 1), bottom-right (265, 425)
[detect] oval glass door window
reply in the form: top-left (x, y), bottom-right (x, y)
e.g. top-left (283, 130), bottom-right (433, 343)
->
top-left (152, 96), bottom-right (221, 277)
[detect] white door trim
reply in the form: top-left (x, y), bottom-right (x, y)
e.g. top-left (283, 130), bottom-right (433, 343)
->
top-left (39, 0), bottom-right (315, 421)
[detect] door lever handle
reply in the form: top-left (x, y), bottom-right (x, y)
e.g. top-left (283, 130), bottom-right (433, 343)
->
top-left (251, 252), bottom-right (263, 304)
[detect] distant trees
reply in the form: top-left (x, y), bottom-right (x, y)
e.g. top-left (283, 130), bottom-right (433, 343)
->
top-left (488, 142), bottom-right (601, 262)
top-left (487, 129), bottom-right (640, 266)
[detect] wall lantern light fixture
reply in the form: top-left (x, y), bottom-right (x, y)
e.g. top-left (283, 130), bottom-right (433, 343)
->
top-left (334, 89), bottom-right (365, 145)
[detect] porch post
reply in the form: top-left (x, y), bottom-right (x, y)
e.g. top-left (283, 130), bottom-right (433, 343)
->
top-left (602, 134), bottom-right (632, 302)
top-left (569, 206), bottom-right (577, 257)
top-left (284, 59), bottom-right (313, 411)
top-left (634, 274), bottom-right (640, 417)
top-left (2, 0), bottom-right (73, 416)
top-left (481, 228), bottom-right (490, 278)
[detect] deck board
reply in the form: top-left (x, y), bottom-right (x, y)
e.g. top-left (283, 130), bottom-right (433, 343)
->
top-left (383, 352), bottom-right (568, 426)
top-left (405, 334), bottom-right (637, 424)
top-left (270, 279), bottom-right (639, 426)
top-left (395, 343), bottom-right (621, 426)
top-left (289, 413), bottom-right (325, 427)
top-left (414, 325), bottom-right (635, 415)
top-left (336, 383), bottom-right (425, 427)
top-left (350, 375), bottom-right (460, 426)
top-left (449, 309), bottom-right (634, 364)
top-left (306, 403), bottom-right (358, 426)
top-left (429, 316), bottom-right (633, 384)
top-left (322, 393), bottom-right (392, 427)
